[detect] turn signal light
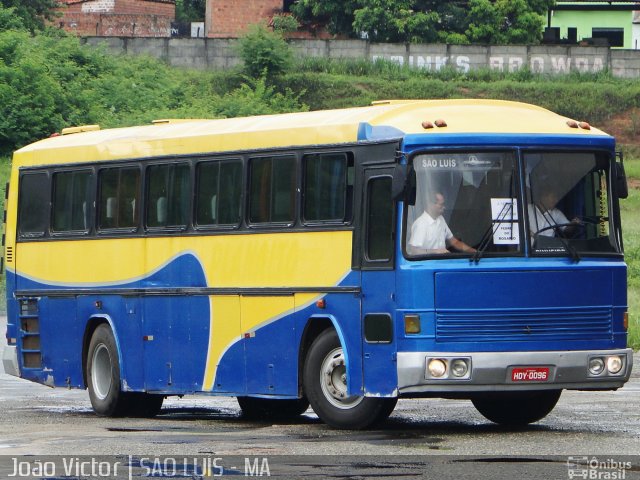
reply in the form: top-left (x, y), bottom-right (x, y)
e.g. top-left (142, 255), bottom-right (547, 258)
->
top-left (623, 311), bottom-right (628, 331)
top-left (404, 314), bottom-right (421, 334)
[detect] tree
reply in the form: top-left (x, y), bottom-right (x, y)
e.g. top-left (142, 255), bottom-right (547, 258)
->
top-left (466, 0), bottom-right (551, 44)
top-left (175, 0), bottom-right (205, 23)
top-left (238, 24), bottom-right (293, 79)
top-left (291, 0), bottom-right (555, 45)
top-left (0, 0), bottom-right (59, 33)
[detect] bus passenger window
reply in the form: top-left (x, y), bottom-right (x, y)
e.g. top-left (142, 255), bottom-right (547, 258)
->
top-left (18, 173), bottom-right (49, 238)
top-left (249, 156), bottom-right (296, 224)
top-left (146, 163), bottom-right (190, 229)
top-left (52, 170), bottom-right (92, 233)
top-left (195, 160), bottom-right (242, 227)
top-left (98, 167), bottom-right (140, 230)
top-left (303, 153), bottom-right (352, 223)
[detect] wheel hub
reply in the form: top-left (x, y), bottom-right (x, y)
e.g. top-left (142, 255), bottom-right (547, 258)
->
top-left (320, 348), bottom-right (363, 409)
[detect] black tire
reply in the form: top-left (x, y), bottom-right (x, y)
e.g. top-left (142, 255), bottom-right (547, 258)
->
top-left (237, 396), bottom-right (309, 419)
top-left (86, 324), bottom-right (131, 417)
top-left (471, 390), bottom-right (562, 426)
top-left (303, 329), bottom-right (397, 429)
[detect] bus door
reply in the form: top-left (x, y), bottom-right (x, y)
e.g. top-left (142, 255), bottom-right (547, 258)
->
top-left (360, 165), bottom-right (398, 396)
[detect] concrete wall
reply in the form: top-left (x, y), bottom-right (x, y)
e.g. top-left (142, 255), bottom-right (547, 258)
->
top-left (82, 37), bottom-right (640, 78)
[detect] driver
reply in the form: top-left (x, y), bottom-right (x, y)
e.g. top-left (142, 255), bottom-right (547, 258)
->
top-left (528, 187), bottom-right (581, 237)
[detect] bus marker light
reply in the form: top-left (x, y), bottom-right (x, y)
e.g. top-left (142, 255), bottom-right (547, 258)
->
top-left (589, 357), bottom-right (605, 375)
top-left (606, 356), bottom-right (623, 374)
top-left (7, 337), bottom-right (16, 345)
top-left (94, 301), bottom-right (102, 309)
top-left (404, 314), bottom-right (421, 334)
top-left (143, 335), bottom-right (154, 341)
top-left (244, 332), bottom-right (256, 339)
top-left (434, 119), bottom-right (447, 128)
top-left (428, 359), bottom-right (447, 378)
top-left (566, 120), bottom-right (579, 128)
top-left (421, 121), bottom-right (434, 129)
top-left (578, 122), bottom-right (591, 130)
top-left (316, 299), bottom-right (326, 309)
top-left (623, 312), bottom-right (628, 331)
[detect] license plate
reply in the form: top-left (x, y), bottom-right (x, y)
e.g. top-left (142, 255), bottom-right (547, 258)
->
top-left (511, 367), bottom-right (550, 382)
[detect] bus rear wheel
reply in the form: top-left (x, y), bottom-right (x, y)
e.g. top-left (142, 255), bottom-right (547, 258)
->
top-left (86, 324), bottom-right (130, 417)
top-left (303, 329), bottom-right (397, 429)
top-left (471, 390), bottom-right (562, 426)
top-left (237, 396), bottom-right (309, 419)
top-left (86, 324), bottom-right (164, 418)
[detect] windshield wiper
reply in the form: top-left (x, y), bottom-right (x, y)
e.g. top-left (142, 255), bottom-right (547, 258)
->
top-left (472, 201), bottom-right (514, 264)
top-left (534, 223), bottom-right (581, 263)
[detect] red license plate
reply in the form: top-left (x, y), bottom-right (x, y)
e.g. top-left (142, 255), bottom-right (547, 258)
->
top-left (511, 367), bottom-right (550, 382)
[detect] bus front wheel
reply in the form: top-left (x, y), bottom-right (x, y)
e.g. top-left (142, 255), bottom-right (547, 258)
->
top-left (471, 390), bottom-right (562, 426)
top-left (303, 329), bottom-right (397, 429)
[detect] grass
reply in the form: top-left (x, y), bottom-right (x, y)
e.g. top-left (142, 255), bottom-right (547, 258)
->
top-left (620, 152), bottom-right (640, 350)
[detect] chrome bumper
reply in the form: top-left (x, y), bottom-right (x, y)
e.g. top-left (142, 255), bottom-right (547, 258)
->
top-left (397, 349), bottom-right (633, 394)
top-left (2, 345), bottom-right (20, 377)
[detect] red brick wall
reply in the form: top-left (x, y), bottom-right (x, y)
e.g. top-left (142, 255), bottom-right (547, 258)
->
top-left (56, 0), bottom-right (175, 37)
top-left (207, 0), bottom-right (282, 38)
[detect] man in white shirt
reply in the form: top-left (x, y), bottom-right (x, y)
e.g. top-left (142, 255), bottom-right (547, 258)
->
top-left (528, 189), bottom-right (581, 238)
top-left (407, 192), bottom-right (475, 255)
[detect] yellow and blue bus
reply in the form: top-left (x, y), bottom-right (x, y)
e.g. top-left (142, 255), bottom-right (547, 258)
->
top-left (2, 100), bottom-right (633, 429)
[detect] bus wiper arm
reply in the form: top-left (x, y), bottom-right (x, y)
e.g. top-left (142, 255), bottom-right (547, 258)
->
top-left (472, 201), bottom-right (513, 264)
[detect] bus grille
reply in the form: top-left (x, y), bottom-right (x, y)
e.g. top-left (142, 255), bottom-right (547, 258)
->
top-left (435, 307), bottom-right (612, 342)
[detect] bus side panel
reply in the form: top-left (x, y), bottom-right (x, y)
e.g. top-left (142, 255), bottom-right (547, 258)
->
top-left (37, 297), bottom-right (81, 387)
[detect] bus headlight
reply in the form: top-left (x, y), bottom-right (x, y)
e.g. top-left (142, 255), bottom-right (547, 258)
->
top-left (427, 359), bottom-right (447, 378)
top-left (450, 359), bottom-right (469, 378)
top-left (606, 356), bottom-right (623, 374)
top-left (588, 357), bottom-right (605, 375)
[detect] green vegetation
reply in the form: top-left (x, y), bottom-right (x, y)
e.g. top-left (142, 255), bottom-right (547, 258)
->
top-left (291, 0), bottom-right (554, 44)
top-left (0, 24), bottom-right (638, 348)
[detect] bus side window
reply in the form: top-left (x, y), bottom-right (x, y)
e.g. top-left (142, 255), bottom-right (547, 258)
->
top-left (18, 172), bottom-right (50, 238)
top-left (249, 156), bottom-right (296, 225)
top-left (52, 170), bottom-right (92, 234)
top-left (98, 167), bottom-right (140, 230)
top-left (303, 152), bottom-right (352, 224)
top-left (195, 159), bottom-right (242, 228)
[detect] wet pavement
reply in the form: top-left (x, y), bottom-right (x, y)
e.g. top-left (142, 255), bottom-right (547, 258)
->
top-left (0, 315), bottom-right (639, 478)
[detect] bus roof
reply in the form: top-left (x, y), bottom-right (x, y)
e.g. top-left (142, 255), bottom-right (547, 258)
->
top-left (14, 99), bottom-right (612, 166)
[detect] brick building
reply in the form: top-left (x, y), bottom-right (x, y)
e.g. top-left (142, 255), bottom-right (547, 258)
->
top-left (205, 0), bottom-right (330, 39)
top-left (56, 0), bottom-right (175, 37)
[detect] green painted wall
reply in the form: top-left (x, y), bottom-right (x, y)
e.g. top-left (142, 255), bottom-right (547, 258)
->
top-left (551, 9), bottom-right (633, 48)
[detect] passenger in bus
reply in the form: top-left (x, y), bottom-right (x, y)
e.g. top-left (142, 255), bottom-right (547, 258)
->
top-left (407, 191), bottom-right (476, 255)
top-left (528, 187), bottom-right (582, 237)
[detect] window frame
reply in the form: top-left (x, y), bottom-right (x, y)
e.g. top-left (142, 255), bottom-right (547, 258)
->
top-left (194, 157), bottom-right (244, 231)
top-left (96, 164), bottom-right (142, 234)
top-left (301, 151), bottom-right (353, 226)
top-left (50, 168), bottom-right (94, 237)
top-left (144, 161), bottom-right (192, 232)
top-left (247, 154), bottom-right (298, 228)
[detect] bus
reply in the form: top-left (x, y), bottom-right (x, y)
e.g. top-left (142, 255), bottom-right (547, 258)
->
top-left (2, 99), bottom-right (633, 429)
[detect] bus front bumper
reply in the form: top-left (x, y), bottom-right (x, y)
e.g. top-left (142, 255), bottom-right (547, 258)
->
top-left (2, 345), bottom-right (20, 377)
top-left (397, 349), bottom-right (633, 395)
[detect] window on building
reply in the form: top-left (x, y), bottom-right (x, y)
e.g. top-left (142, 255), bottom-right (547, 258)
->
top-left (52, 170), bottom-right (92, 233)
top-left (592, 28), bottom-right (624, 47)
top-left (195, 159), bottom-right (243, 227)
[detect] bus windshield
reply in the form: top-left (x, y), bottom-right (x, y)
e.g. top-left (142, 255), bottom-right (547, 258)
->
top-left (406, 151), bottom-right (519, 257)
top-left (525, 151), bottom-right (618, 255)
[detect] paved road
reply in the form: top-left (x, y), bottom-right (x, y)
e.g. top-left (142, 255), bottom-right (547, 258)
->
top-left (1, 315), bottom-right (639, 479)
